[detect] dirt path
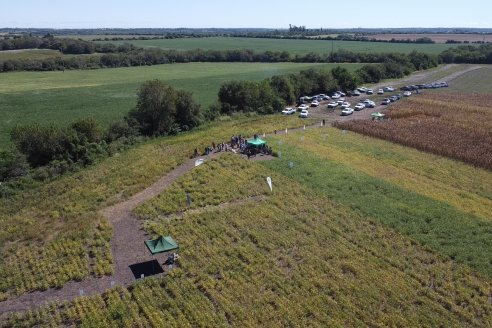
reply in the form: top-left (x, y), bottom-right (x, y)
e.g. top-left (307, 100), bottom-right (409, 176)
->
top-left (0, 152), bottom-right (224, 315)
top-left (0, 63), bottom-right (474, 316)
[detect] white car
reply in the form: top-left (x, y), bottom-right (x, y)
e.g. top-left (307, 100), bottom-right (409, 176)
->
top-left (331, 93), bottom-right (340, 99)
top-left (354, 103), bottom-right (366, 111)
top-left (341, 108), bottom-right (354, 116)
top-left (352, 90), bottom-right (361, 96)
top-left (336, 99), bottom-right (345, 105)
top-left (299, 109), bottom-right (309, 118)
top-left (381, 98), bottom-right (391, 105)
top-left (377, 89), bottom-right (384, 95)
top-left (282, 107), bottom-right (296, 115)
top-left (357, 87), bottom-right (368, 92)
top-left (363, 99), bottom-right (376, 108)
top-left (403, 91), bottom-right (412, 97)
top-left (327, 102), bottom-right (338, 108)
top-left (341, 102), bottom-right (351, 109)
top-left (366, 89), bottom-right (374, 95)
top-left (311, 100), bottom-right (320, 107)
top-left (383, 86), bottom-right (395, 92)
top-left (298, 104), bottom-right (309, 111)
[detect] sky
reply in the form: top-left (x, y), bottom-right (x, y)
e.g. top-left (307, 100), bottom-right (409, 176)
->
top-left (1, 0), bottom-right (491, 29)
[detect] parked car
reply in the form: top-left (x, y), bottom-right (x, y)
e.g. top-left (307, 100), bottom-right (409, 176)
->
top-left (327, 102), bottom-right (338, 108)
top-left (311, 100), bottom-right (320, 107)
top-left (357, 87), bottom-right (368, 93)
top-left (381, 98), bottom-right (391, 105)
top-left (353, 90), bottom-right (360, 96)
top-left (363, 99), bottom-right (376, 108)
top-left (341, 108), bottom-right (354, 116)
top-left (366, 89), bottom-right (374, 95)
top-left (354, 103), bottom-right (366, 111)
top-left (299, 109), bottom-right (309, 118)
top-left (322, 94), bottom-right (331, 100)
top-left (389, 96), bottom-right (398, 102)
top-left (331, 93), bottom-right (340, 99)
top-left (336, 99), bottom-right (345, 105)
top-left (298, 104), bottom-right (309, 111)
top-left (282, 107), bottom-right (296, 115)
top-left (341, 102), bottom-right (351, 109)
top-left (337, 91), bottom-right (346, 97)
top-left (377, 89), bottom-right (384, 95)
top-left (403, 91), bottom-right (412, 97)
top-left (383, 86), bottom-right (395, 92)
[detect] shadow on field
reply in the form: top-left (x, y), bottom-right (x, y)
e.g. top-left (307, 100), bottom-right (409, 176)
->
top-left (129, 260), bottom-right (164, 279)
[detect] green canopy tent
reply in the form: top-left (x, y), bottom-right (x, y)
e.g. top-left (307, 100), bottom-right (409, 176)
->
top-left (371, 112), bottom-right (386, 120)
top-left (144, 236), bottom-right (179, 255)
top-left (246, 138), bottom-right (267, 148)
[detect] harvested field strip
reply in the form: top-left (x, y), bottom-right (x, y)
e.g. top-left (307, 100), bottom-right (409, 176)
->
top-left (335, 94), bottom-right (492, 170)
top-left (263, 140), bottom-right (492, 278)
top-left (280, 128), bottom-right (492, 221)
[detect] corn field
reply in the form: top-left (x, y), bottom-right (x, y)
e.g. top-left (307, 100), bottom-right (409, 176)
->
top-left (334, 93), bottom-right (492, 170)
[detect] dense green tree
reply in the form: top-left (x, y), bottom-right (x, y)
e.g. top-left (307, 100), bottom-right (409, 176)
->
top-left (331, 66), bottom-right (358, 92)
top-left (128, 80), bottom-right (201, 136)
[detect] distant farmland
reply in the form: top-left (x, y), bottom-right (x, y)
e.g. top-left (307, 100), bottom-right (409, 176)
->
top-left (0, 62), bottom-right (361, 148)
top-left (101, 36), bottom-right (459, 55)
top-left (368, 33), bottom-right (492, 43)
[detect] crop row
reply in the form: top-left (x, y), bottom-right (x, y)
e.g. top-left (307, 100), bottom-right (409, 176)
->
top-left (334, 93), bottom-right (492, 170)
top-left (2, 154), bottom-right (492, 326)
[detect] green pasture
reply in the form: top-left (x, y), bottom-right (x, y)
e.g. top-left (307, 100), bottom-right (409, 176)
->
top-left (0, 49), bottom-right (62, 61)
top-left (263, 129), bottom-right (492, 278)
top-left (440, 65), bottom-right (492, 93)
top-left (102, 36), bottom-right (458, 55)
top-left (0, 62), bottom-right (359, 149)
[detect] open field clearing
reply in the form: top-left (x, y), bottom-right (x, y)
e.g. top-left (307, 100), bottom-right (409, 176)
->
top-left (335, 93), bottom-right (492, 170)
top-left (103, 36), bottom-right (458, 55)
top-left (0, 115), bottom-right (309, 301)
top-left (438, 65), bottom-right (492, 93)
top-left (0, 49), bottom-right (62, 61)
top-left (369, 33), bottom-right (492, 43)
top-left (264, 128), bottom-right (492, 277)
top-left (3, 153), bottom-right (492, 326)
top-left (0, 62), bottom-right (354, 148)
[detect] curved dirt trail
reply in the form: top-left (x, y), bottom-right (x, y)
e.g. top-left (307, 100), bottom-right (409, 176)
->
top-left (0, 152), bottom-right (224, 315)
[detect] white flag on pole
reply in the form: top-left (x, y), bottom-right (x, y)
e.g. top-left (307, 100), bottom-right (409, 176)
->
top-left (266, 177), bottom-right (273, 192)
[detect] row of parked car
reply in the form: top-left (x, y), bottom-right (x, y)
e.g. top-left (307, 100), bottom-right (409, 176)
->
top-left (400, 82), bottom-right (448, 91)
top-left (339, 99), bottom-right (377, 116)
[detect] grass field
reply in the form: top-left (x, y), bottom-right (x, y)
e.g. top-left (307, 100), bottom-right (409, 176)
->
top-left (102, 36), bottom-right (458, 55)
top-left (369, 33), bottom-right (492, 43)
top-left (3, 146), bottom-right (492, 326)
top-left (0, 62), bottom-right (359, 149)
top-left (0, 49), bottom-right (62, 61)
top-left (440, 65), bottom-right (492, 93)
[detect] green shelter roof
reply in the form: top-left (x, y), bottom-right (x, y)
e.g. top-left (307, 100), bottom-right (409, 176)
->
top-left (247, 138), bottom-right (267, 147)
top-left (144, 236), bottom-right (179, 255)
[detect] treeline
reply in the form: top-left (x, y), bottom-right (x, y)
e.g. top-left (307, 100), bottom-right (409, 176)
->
top-left (0, 35), bottom-right (138, 54)
top-left (439, 44), bottom-right (492, 64)
top-left (0, 81), bottom-right (202, 196)
top-left (215, 54), bottom-right (437, 116)
top-left (0, 46), bottom-right (437, 73)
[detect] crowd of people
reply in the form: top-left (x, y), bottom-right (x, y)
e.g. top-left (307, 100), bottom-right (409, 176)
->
top-left (193, 134), bottom-right (272, 158)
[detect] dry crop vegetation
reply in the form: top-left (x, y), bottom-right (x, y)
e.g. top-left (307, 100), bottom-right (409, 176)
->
top-left (0, 115), bottom-right (308, 300)
top-left (335, 93), bottom-right (492, 170)
top-left (2, 154), bottom-right (492, 327)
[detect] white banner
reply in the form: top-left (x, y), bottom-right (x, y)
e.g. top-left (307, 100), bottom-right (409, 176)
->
top-left (266, 177), bottom-right (273, 192)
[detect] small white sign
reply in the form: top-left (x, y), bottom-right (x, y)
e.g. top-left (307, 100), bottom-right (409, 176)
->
top-left (266, 177), bottom-right (273, 193)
